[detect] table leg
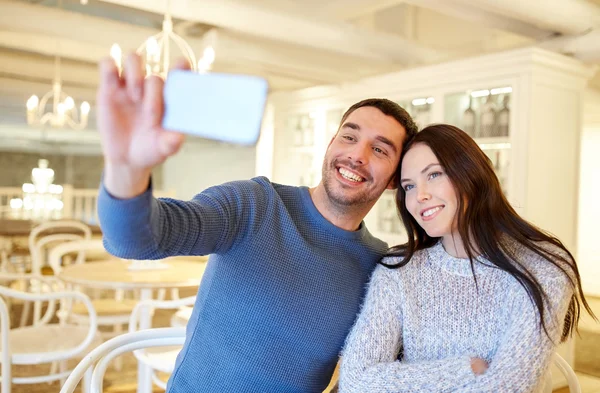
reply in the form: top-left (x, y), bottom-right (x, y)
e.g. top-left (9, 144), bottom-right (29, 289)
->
top-left (137, 288), bottom-right (153, 393)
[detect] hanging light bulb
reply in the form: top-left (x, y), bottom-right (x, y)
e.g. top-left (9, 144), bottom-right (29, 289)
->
top-left (26, 95), bottom-right (39, 111)
top-left (64, 96), bottom-right (75, 110)
top-left (198, 46), bottom-right (216, 73)
top-left (81, 101), bottom-right (90, 114)
top-left (110, 43), bottom-right (122, 73)
top-left (203, 46), bottom-right (215, 65)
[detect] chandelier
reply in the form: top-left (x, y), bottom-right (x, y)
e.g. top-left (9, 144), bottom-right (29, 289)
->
top-left (110, 1), bottom-right (215, 79)
top-left (25, 56), bottom-right (90, 130)
top-left (10, 159), bottom-right (64, 221)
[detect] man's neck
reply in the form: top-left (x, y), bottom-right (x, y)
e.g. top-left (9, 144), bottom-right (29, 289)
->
top-left (308, 185), bottom-right (373, 231)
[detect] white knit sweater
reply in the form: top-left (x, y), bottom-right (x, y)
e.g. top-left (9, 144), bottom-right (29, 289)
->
top-left (339, 240), bottom-right (573, 393)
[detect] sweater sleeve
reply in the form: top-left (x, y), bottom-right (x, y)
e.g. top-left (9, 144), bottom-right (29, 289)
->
top-left (455, 266), bottom-right (573, 393)
top-left (339, 265), bottom-right (476, 393)
top-left (98, 177), bottom-right (267, 260)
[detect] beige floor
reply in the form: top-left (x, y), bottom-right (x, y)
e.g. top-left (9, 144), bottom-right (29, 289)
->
top-left (566, 295), bottom-right (600, 393)
top-left (575, 373), bottom-right (600, 393)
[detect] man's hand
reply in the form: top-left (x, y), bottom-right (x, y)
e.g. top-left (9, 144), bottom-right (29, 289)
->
top-left (471, 357), bottom-right (489, 375)
top-left (97, 53), bottom-right (189, 198)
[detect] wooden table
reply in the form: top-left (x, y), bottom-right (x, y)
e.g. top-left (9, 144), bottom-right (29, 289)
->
top-left (0, 219), bottom-right (103, 271)
top-left (0, 219), bottom-right (102, 236)
top-left (58, 259), bottom-right (205, 290)
top-left (59, 258), bottom-right (206, 393)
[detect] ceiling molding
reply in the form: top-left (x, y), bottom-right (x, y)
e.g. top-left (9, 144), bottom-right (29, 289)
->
top-left (317, 0), bottom-right (404, 20)
top-left (540, 29), bottom-right (600, 63)
top-left (447, 0), bottom-right (600, 36)
top-left (404, 0), bottom-right (553, 39)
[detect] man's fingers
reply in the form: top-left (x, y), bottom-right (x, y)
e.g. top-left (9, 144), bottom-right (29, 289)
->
top-left (124, 53), bottom-right (144, 103)
top-left (173, 58), bottom-right (192, 71)
top-left (143, 74), bottom-right (165, 126)
top-left (159, 131), bottom-right (185, 157)
top-left (98, 57), bottom-right (122, 94)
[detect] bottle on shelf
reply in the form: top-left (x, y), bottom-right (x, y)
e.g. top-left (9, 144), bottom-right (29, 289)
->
top-left (462, 95), bottom-right (476, 137)
top-left (414, 104), bottom-right (431, 130)
top-left (496, 95), bottom-right (510, 137)
top-left (479, 95), bottom-right (497, 138)
top-left (292, 117), bottom-right (304, 146)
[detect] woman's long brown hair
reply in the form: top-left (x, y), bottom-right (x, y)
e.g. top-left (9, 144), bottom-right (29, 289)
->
top-left (383, 124), bottom-right (595, 341)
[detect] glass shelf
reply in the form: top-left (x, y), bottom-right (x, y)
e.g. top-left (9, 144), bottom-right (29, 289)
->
top-left (444, 87), bottom-right (512, 196)
top-left (286, 113), bottom-right (316, 148)
top-left (483, 147), bottom-right (510, 195)
top-left (376, 190), bottom-right (404, 235)
top-left (444, 88), bottom-right (511, 139)
top-left (397, 96), bottom-right (434, 130)
top-left (326, 108), bottom-right (344, 140)
top-left (285, 112), bottom-right (318, 187)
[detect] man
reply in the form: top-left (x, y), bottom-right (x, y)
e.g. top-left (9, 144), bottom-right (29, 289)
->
top-left (97, 53), bottom-right (418, 392)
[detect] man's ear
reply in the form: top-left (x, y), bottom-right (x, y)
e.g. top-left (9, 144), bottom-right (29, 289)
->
top-left (386, 176), bottom-right (398, 190)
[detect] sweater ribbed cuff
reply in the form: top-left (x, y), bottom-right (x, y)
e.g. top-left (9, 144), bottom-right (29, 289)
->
top-left (97, 178), bottom-right (158, 258)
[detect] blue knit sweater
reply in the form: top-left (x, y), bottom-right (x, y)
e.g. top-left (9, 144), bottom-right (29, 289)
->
top-left (98, 176), bottom-right (387, 392)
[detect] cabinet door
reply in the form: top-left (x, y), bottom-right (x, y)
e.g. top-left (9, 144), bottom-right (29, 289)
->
top-left (444, 87), bottom-right (512, 197)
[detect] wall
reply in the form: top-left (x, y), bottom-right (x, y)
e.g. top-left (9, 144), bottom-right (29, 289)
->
top-left (579, 88), bottom-right (600, 296)
top-left (162, 137), bottom-right (257, 200)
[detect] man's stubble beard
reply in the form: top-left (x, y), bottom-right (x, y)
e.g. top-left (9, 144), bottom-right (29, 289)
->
top-left (321, 159), bottom-right (377, 207)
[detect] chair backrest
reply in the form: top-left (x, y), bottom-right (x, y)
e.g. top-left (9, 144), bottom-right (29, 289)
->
top-left (28, 220), bottom-right (92, 275)
top-left (128, 296), bottom-right (196, 333)
top-left (0, 296), bottom-right (10, 393)
top-left (543, 353), bottom-right (581, 393)
top-left (60, 327), bottom-right (186, 393)
top-left (31, 233), bottom-right (83, 275)
top-left (0, 273), bottom-right (97, 363)
top-left (47, 239), bottom-right (105, 274)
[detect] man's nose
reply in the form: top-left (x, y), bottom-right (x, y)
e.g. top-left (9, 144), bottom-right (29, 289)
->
top-left (347, 143), bottom-right (369, 165)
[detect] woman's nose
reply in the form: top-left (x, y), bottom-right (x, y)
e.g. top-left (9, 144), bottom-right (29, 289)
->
top-left (417, 187), bottom-right (431, 203)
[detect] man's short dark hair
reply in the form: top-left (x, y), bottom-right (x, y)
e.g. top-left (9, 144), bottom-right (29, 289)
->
top-left (340, 98), bottom-right (418, 142)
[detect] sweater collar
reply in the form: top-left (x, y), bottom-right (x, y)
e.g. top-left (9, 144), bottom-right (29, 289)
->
top-left (299, 186), bottom-right (370, 241)
top-left (426, 240), bottom-right (496, 276)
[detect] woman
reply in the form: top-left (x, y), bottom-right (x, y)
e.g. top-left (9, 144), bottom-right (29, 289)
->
top-left (339, 124), bottom-right (595, 393)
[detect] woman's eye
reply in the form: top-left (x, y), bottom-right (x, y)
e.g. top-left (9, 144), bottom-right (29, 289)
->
top-left (403, 184), bottom-right (414, 191)
top-left (342, 135), bottom-right (354, 141)
top-left (429, 171), bottom-right (442, 180)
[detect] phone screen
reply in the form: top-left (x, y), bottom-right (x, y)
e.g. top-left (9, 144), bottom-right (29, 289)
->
top-left (162, 70), bottom-right (269, 145)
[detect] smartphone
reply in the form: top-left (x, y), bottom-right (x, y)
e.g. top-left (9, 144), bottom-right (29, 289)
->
top-left (162, 70), bottom-right (269, 146)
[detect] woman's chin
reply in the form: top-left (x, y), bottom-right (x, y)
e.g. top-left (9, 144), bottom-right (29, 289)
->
top-left (424, 228), bottom-right (449, 239)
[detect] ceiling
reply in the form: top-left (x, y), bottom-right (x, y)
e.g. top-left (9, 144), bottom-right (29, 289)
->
top-left (0, 0), bottom-right (599, 149)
